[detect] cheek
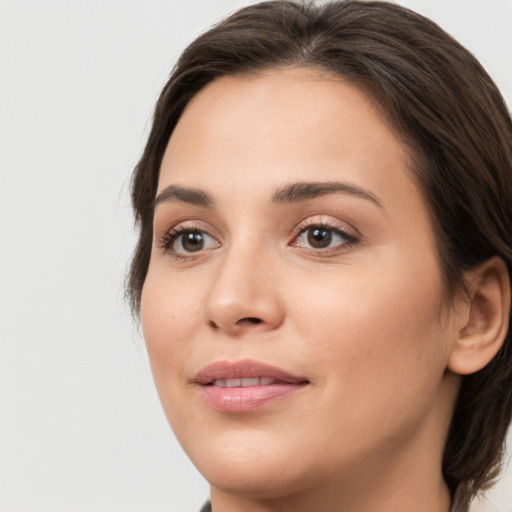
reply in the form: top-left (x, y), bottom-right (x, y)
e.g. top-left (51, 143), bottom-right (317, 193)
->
top-left (140, 267), bottom-right (214, 438)
top-left (288, 250), bottom-right (450, 414)
top-left (140, 269), bottom-right (203, 384)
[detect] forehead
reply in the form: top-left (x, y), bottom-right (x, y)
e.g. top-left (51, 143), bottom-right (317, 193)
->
top-left (159, 67), bottom-right (421, 220)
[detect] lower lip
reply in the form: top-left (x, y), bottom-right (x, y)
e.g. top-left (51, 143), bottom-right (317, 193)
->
top-left (200, 383), bottom-right (306, 413)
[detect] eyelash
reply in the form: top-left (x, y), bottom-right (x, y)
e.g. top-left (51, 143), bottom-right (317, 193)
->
top-left (158, 220), bottom-right (359, 259)
top-left (291, 220), bottom-right (359, 253)
top-left (158, 224), bottom-right (218, 260)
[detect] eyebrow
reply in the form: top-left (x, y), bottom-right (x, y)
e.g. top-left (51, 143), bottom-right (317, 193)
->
top-left (154, 185), bottom-right (214, 209)
top-left (153, 180), bottom-right (383, 211)
top-left (271, 181), bottom-right (383, 208)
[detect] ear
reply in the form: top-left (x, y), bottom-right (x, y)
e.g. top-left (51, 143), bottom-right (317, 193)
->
top-left (448, 257), bottom-right (511, 376)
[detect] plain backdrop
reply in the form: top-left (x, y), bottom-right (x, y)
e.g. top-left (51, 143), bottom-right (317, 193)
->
top-left (0, 1), bottom-right (511, 511)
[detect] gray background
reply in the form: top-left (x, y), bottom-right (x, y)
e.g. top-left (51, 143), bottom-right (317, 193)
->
top-left (0, 1), bottom-right (510, 511)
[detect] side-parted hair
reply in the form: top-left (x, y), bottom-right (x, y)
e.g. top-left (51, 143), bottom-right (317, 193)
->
top-left (128, 1), bottom-right (512, 508)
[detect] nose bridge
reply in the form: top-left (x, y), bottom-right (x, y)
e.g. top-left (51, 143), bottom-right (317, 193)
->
top-left (203, 234), bottom-right (283, 333)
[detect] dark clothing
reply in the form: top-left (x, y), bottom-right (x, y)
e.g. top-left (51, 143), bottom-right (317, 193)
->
top-left (200, 501), bottom-right (212, 512)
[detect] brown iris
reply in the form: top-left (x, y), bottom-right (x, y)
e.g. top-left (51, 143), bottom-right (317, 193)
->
top-left (181, 230), bottom-right (204, 252)
top-left (307, 228), bottom-right (332, 248)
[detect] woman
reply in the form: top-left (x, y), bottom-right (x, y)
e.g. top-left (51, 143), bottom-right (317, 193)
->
top-left (127, 2), bottom-right (512, 511)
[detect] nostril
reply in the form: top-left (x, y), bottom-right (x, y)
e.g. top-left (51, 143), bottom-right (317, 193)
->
top-left (207, 317), bottom-right (263, 330)
top-left (237, 317), bottom-right (263, 325)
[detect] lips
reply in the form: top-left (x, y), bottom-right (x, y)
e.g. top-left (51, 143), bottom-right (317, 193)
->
top-left (194, 359), bottom-right (309, 413)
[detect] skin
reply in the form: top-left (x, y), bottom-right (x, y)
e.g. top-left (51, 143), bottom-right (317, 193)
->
top-left (141, 68), bottom-right (465, 512)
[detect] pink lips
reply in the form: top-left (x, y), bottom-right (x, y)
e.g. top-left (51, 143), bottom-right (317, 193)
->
top-left (194, 359), bottom-right (309, 413)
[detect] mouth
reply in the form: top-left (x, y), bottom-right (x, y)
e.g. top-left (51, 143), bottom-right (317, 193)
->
top-left (194, 359), bottom-right (310, 413)
top-left (208, 377), bottom-right (291, 387)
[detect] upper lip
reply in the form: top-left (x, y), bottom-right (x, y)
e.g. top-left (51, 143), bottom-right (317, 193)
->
top-left (193, 359), bottom-right (309, 385)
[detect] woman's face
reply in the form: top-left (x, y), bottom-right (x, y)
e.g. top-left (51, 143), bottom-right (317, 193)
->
top-left (141, 68), bottom-right (459, 500)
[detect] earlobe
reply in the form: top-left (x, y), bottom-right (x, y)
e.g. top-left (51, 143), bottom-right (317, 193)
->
top-left (448, 257), bottom-right (511, 376)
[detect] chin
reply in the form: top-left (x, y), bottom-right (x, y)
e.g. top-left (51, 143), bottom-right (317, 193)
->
top-left (201, 459), bottom-right (313, 500)
top-left (179, 428), bottom-right (319, 499)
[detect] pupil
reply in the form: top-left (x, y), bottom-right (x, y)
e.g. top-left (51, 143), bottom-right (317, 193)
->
top-left (182, 231), bottom-right (204, 252)
top-left (308, 228), bottom-right (331, 248)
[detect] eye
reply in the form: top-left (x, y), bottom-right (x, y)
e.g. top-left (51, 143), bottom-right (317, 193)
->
top-left (160, 228), bottom-right (220, 256)
top-left (292, 224), bottom-right (358, 251)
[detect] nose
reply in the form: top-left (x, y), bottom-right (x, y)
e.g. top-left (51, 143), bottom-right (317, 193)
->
top-left (202, 244), bottom-right (284, 336)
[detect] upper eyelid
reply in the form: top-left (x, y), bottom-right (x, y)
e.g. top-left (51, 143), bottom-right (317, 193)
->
top-left (156, 219), bottom-right (219, 239)
top-left (159, 226), bottom-right (220, 257)
top-left (292, 216), bottom-right (360, 238)
top-left (293, 225), bottom-right (358, 245)
top-left (157, 221), bottom-right (217, 249)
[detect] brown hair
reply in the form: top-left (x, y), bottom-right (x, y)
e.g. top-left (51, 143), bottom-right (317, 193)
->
top-left (128, 1), bottom-right (512, 507)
